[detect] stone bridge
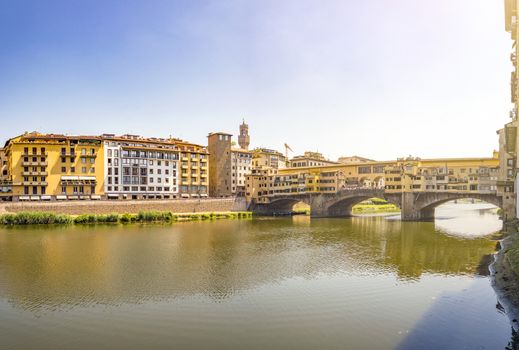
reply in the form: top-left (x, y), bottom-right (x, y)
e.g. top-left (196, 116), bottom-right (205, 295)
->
top-left (248, 189), bottom-right (502, 221)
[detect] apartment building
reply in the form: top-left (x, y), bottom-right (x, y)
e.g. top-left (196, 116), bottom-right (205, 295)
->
top-left (103, 134), bottom-right (208, 199)
top-left (3, 132), bottom-right (104, 201)
top-left (252, 148), bottom-right (287, 169)
top-left (0, 148), bottom-right (11, 201)
top-left (289, 151), bottom-right (338, 168)
top-left (384, 157), bottom-right (499, 194)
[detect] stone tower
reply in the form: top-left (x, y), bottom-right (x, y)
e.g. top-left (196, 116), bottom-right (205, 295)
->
top-left (207, 132), bottom-right (232, 197)
top-left (238, 119), bottom-right (250, 150)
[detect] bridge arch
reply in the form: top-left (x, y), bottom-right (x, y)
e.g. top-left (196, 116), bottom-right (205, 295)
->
top-left (255, 196), bottom-right (311, 215)
top-left (402, 192), bottom-right (502, 221)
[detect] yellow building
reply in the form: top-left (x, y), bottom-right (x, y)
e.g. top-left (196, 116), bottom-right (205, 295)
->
top-left (4, 132), bottom-right (104, 200)
top-left (246, 154), bottom-right (499, 204)
top-left (252, 148), bottom-right (287, 169)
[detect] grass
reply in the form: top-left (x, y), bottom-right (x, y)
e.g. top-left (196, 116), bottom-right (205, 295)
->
top-left (352, 198), bottom-right (400, 214)
top-left (0, 212), bottom-right (72, 225)
top-left (506, 238), bottom-right (519, 277)
top-left (0, 211), bottom-right (253, 226)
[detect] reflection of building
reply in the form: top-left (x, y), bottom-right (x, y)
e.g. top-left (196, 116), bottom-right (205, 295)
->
top-left (4, 132), bottom-right (104, 200)
top-left (337, 155), bottom-right (375, 164)
top-left (289, 151), bottom-right (338, 168)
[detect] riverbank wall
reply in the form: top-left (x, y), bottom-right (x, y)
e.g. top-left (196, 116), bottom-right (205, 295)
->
top-left (491, 220), bottom-right (519, 334)
top-left (0, 198), bottom-right (247, 216)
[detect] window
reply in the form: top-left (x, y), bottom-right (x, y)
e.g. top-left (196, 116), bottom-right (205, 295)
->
top-left (61, 167), bottom-right (67, 173)
top-left (82, 167), bottom-right (87, 173)
top-left (82, 157), bottom-right (86, 164)
top-left (62, 186), bottom-right (67, 194)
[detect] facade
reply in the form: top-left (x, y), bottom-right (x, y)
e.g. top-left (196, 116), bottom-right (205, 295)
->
top-left (1, 132), bottom-right (208, 201)
top-left (252, 148), bottom-right (287, 169)
top-left (0, 148), bottom-right (11, 201)
top-left (103, 134), bottom-right (188, 200)
top-left (289, 151), bottom-right (338, 168)
top-left (208, 131), bottom-right (252, 197)
top-left (208, 132), bottom-right (233, 197)
top-left (3, 132), bottom-right (104, 201)
top-left (504, 0), bottom-right (519, 218)
top-left (231, 147), bottom-right (252, 196)
top-left (337, 155), bottom-right (376, 164)
top-left (246, 156), bottom-right (499, 205)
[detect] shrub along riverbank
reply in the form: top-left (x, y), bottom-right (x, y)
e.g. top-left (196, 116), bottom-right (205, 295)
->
top-left (0, 211), bottom-right (253, 226)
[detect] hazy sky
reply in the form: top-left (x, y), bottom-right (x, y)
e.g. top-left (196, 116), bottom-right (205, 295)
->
top-left (0, 0), bottom-right (512, 160)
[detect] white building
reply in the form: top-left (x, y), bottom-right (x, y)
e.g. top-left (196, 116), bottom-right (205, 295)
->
top-left (103, 134), bottom-right (180, 200)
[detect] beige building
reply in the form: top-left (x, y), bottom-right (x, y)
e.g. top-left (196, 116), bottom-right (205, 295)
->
top-left (252, 148), bottom-right (287, 169)
top-left (337, 155), bottom-right (375, 164)
top-left (289, 151), bottom-right (338, 168)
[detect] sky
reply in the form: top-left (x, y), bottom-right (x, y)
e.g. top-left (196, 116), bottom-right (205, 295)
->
top-left (0, 0), bottom-right (512, 160)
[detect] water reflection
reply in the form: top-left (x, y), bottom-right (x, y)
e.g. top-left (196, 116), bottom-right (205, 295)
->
top-left (0, 210), bottom-right (499, 311)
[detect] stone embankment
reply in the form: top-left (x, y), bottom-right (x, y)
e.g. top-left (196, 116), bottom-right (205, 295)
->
top-left (0, 197), bottom-right (247, 216)
top-left (492, 220), bottom-right (519, 336)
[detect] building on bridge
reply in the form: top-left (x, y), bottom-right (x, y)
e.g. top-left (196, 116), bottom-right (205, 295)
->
top-left (245, 155), bottom-right (500, 215)
top-left (289, 151), bottom-right (338, 168)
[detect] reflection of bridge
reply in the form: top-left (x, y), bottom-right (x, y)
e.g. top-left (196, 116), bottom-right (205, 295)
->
top-left (249, 188), bottom-right (502, 221)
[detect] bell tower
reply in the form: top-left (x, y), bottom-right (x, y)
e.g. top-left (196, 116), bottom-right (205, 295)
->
top-left (238, 119), bottom-right (250, 150)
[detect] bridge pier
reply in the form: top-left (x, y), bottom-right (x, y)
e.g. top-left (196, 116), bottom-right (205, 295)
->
top-left (400, 192), bottom-right (434, 221)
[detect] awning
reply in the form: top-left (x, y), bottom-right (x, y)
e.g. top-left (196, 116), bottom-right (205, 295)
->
top-left (107, 194), bottom-right (119, 198)
top-left (181, 194), bottom-right (190, 198)
top-left (200, 194), bottom-right (208, 197)
top-left (56, 195), bottom-right (67, 200)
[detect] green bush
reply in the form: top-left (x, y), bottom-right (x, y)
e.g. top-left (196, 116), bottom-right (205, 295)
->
top-left (120, 213), bottom-right (137, 223)
top-left (0, 212), bottom-right (72, 225)
top-left (137, 211), bottom-right (174, 222)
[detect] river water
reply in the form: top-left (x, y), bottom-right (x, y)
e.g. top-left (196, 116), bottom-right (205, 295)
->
top-left (0, 203), bottom-right (514, 349)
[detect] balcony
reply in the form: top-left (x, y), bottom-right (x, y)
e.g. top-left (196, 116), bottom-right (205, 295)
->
top-left (22, 181), bottom-right (47, 186)
top-left (22, 161), bottom-right (39, 166)
top-left (21, 171), bottom-right (47, 176)
top-left (23, 152), bottom-right (48, 157)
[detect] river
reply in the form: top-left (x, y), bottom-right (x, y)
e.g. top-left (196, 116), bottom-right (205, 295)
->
top-left (0, 203), bottom-right (514, 349)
